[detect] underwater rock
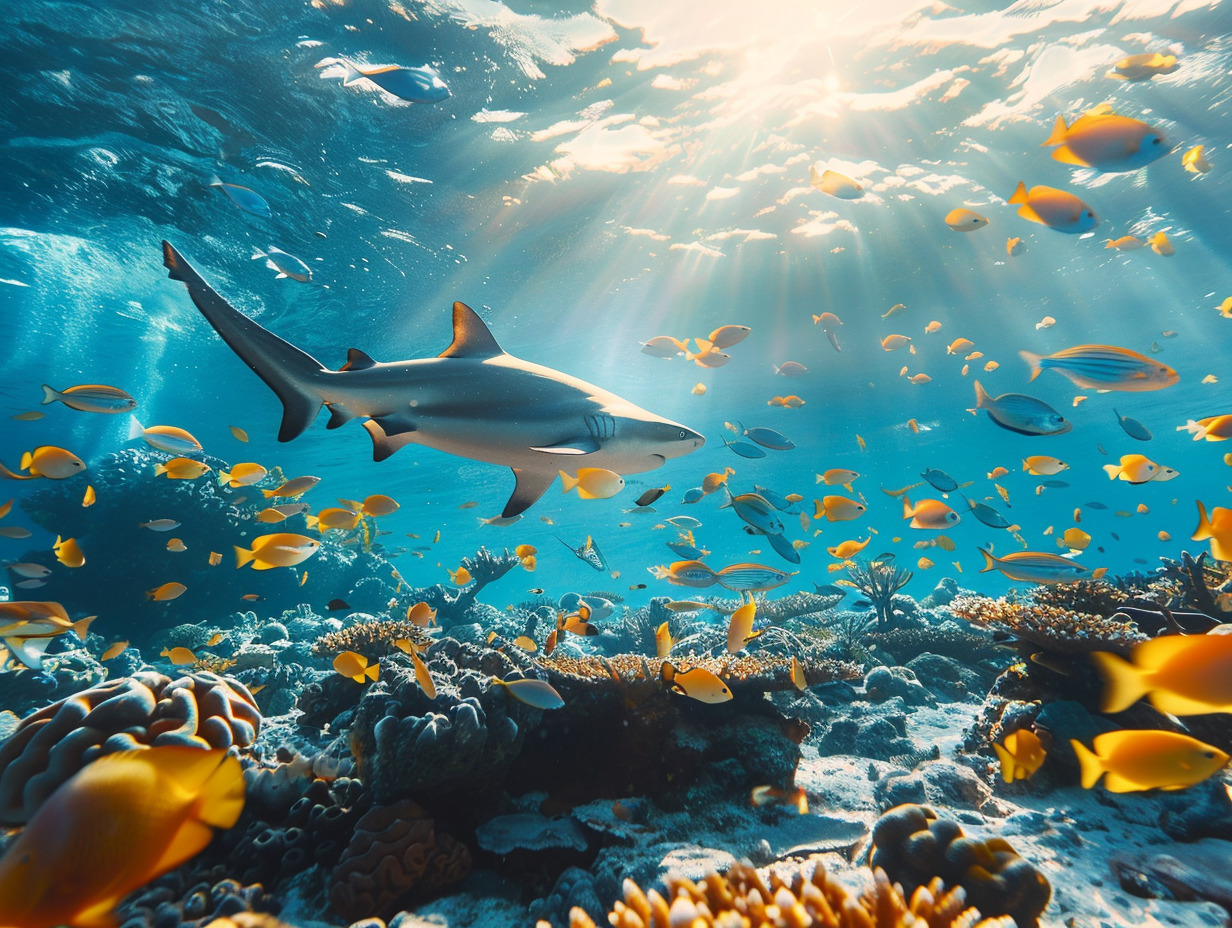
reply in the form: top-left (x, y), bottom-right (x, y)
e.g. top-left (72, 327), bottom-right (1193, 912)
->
top-left (1159, 778), bottom-right (1232, 842)
top-left (330, 799), bottom-right (472, 921)
top-left (475, 812), bottom-right (589, 855)
top-left (817, 698), bottom-right (914, 761)
top-left (531, 866), bottom-right (607, 928)
top-left (920, 760), bottom-right (991, 811)
top-left (1111, 838), bottom-right (1232, 916)
top-left (870, 803), bottom-right (1051, 928)
top-left (570, 858), bottom-right (1015, 928)
top-left (864, 666), bottom-right (935, 706)
top-left (0, 670), bottom-right (260, 823)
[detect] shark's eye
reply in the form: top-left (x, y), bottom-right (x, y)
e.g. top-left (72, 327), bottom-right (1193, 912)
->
top-left (679, 429), bottom-right (686, 439)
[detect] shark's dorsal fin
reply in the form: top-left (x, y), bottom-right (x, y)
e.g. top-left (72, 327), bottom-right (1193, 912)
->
top-left (340, 348), bottom-right (377, 371)
top-left (439, 302), bottom-right (505, 359)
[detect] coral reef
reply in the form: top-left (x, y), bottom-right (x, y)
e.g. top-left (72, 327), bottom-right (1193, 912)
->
top-left (846, 557), bottom-right (914, 628)
top-left (405, 547), bottom-right (522, 625)
top-left (870, 803), bottom-right (1051, 928)
top-left (561, 858), bottom-right (1014, 928)
top-left (13, 448), bottom-right (394, 639)
top-left (0, 670), bottom-right (260, 823)
top-left (950, 594), bottom-right (1146, 657)
top-left (312, 617), bottom-right (434, 660)
top-left (115, 873), bottom-right (274, 928)
top-left (330, 799), bottom-right (471, 921)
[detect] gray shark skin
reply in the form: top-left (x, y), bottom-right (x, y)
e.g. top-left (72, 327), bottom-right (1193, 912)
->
top-left (161, 242), bottom-right (705, 517)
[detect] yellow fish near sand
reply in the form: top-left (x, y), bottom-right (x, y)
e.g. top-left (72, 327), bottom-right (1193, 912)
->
top-left (1072, 730), bottom-right (1228, 792)
top-left (993, 729), bottom-right (1047, 783)
top-left (0, 747), bottom-right (244, 928)
top-left (1093, 631), bottom-right (1232, 715)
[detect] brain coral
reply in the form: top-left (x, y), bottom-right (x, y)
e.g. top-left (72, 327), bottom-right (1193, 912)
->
top-left (0, 670), bottom-right (260, 823)
top-left (330, 799), bottom-right (471, 921)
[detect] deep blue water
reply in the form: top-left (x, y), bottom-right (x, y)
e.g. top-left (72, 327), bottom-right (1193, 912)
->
top-left (1, 0), bottom-right (1231, 611)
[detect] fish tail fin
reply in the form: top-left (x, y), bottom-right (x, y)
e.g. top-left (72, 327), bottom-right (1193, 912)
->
top-left (1070, 739), bottom-right (1104, 789)
top-left (1091, 651), bottom-right (1148, 713)
top-left (558, 471), bottom-right (578, 494)
top-left (72, 614), bottom-right (97, 640)
top-left (0, 460), bottom-right (33, 480)
top-left (694, 339), bottom-right (713, 355)
top-left (337, 57), bottom-right (365, 85)
top-left (305, 515), bottom-right (319, 530)
top-left (1008, 181), bottom-right (1029, 205)
top-left (972, 379), bottom-right (989, 409)
top-left (1042, 114), bottom-right (1069, 147)
top-left (813, 499), bottom-right (824, 520)
top-left (261, 488), bottom-right (278, 498)
top-left (40, 384), bottom-right (60, 405)
top-left (364, 663), bottom-right (379, 682)
top-left (977, 546), bottom-right (998, 573)
top-left (162, 242), bottom-right (327, 442)
top-left (1018, 350), bottom-right (1042, 381)
top-left (718, 485), bottom-right (733, 509)
top-left (991, 742), bottom-right (1016, 783)
top-left (154, 463), bottom-right (169, 476)
top-left (251, 247), bottom-right (266, 260)
top-left (901, 496), bottom-right (913, 518)
top-left (1193, 500), bottom-right (1214, 541)
top-left (1104, 239), bottom-right (1118, 249)
top-left (234, 546), bottom-right (256, 568)
top-left (19, 452), bottom-right (32, 472)
top-left (217, 470), bottom-right (231, 486)
top-left (1101, 463), bottom-right (1121, 480)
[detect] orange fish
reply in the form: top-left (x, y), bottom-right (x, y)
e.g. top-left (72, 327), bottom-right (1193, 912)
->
top-left (0, 747), bottom-right (244, 928)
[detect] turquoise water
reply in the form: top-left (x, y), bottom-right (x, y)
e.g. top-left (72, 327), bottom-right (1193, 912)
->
top-left (1, 0), bottom-right (1230, 610)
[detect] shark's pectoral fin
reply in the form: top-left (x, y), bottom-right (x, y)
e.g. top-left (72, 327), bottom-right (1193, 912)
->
top-left (362, 419), bottom-right (416, 462)
top-left (372, 415), bottom-right (417, 437)
top-left (504, 468), bottom-right (556, 518)
top-left (326, 403), bottom-right (356, 429)
top-left (530, 438), bottom-right (601, 455)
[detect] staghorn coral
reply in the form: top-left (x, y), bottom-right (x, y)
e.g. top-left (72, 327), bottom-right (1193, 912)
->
top-left (330, 799), bottom-right (471, 921)
top-left (846, 558), bottom-right (914, 628)
top-left (561, 858), bottom-right (1013, 928)
top-left (0, 670), bottom-right (260, 823)
top-left (408, 546), bottom-right (522, 625)
top-left (870, 803), bottom-right (1051, 928)
top-left (950, 594), bottom-right (1146, 656)
top-left (312, 617), bottom-right (434, 660)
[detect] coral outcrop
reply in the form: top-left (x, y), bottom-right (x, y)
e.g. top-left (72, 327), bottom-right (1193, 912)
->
top-left (330, 799), bottom-right (472, 921)
top-left (560, 858), bottom-right (1014, 928)
top-left (0, 670), bottom-right (260, 822)
top-left (870, 803), bottom-right (1051, 928)
top-left (950, 594), bottom-right (1146, 656)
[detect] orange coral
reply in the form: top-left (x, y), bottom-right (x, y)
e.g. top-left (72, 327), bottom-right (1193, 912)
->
top-left (558, 859), bottom-right (1013, 928)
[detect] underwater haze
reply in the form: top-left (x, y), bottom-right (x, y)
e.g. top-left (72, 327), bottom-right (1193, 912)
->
top-left (4, 0), bottom-right (1232, 926)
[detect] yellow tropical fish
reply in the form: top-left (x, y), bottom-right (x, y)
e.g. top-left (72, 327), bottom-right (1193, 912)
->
top-left (1023, 456), bottom-right (1068, 476)
top-left (1103, 454), bottom-right (1178, 484)
top-left (1094, 632), bottom-right (1232, 715)
top-left (559, 468), bottom-right (625, 500)
top-left (0, 747), bottom-right (244, 928)
top-left (261, 476), bottom-right (321, 499)
top-left (1041, 107), bottom-right (1167, 172)
top-left (81, 485), bottom-right (96, 507)
top-left (790, 657), bottom-right (807, 691)
top-left (827, 537), bottom-right (871, 559)
top-left (100, 640), bottom-right (129, 661)
top-left (140, 425), bottom-right (202, 455)
top-left (814, 496), bottom-right (866, 522)
top-left (994, 729), bottom-right (1047, 783)
top-left (166, 538), bottom-right (187, 553)
top-left (234, 534), bottom-right (320, 570)
top-left (655, 621), bottom-right (674, 658)
top-left (726, 597), bottom-right (758, 654)
top-left (662, 663), bottom-right (733, 704)
top-left (1182, 145), bottom-right (1211, 174)
top-left (881, 334), bottom-right (911, 351)
top-left (944, 208), bottom-right (988, 231)
top-left (230, 425), bottom-right (249, 442)
top-left (447, 565), bottom-right (473, 586)
top-left (154, 458), bottom-right (211, 480)
top-left (902, 497), bottom-right (960, 530)
top-left (818, 469), bottom-right (860, 491)
top-left (1192, 501), bottom-right (1232, 564)
top-left (160, 646), bottom-right (197, 664)
top-left (40, 383), bottom-right (137, 414)
top-left (307, 507), bottom-right (361, 532)
top-left (946, 338), bottom-right (974, 355)
top-left (1008, 181), bottom-right (1097, 233)
top-left (217, 463), bottom-right (268, 487)
top-left (334, 650), bottom-right (378, 683)
top-left (53, 535), bottom-right (85, 568)
top-left (1072, 730), bottom-right (1228, 792)
top-left (0, 446), bottom-right (86, 481)
top-left (148, 582), bottom-right (187, 602)
top-left (1149, 231), bottom-right (1174, 256)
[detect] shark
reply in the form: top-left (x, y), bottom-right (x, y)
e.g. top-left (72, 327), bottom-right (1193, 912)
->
top-left (161, 242), bottom-right (705, 517)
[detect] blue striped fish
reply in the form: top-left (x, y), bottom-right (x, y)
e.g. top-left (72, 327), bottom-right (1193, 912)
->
top-left (714, 562), bottom-right (796, 592)
top-left (972, 381), bottom-right (1071, 436)
top-left (977, 547), bottom-right (1092, 584)
top-left (1019, 344), bottom-right (1178, 392)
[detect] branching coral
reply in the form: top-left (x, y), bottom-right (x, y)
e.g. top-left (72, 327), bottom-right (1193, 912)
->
top-left (870, 803), bottom-right (1050, 928)
top-left (950, 594), bottom-right (1146, 657)
top-left (559, 859), bottom-right (1014, 928)
top-left (0, 670), bottom-right (260, 823)
top-left (405, 546), bottom-right (522, 625)
top-left (846, 558), bottom-right (914, 628)
top-left (1028, 580), bottom-right (1130, 617)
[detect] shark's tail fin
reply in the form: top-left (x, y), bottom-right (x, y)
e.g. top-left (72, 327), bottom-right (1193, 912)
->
top-left (162, 242), bottom-right (327, 442)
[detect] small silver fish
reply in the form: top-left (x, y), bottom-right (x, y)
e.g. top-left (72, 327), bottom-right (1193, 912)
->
top-left (252, 246), bottom-right (312, 283)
